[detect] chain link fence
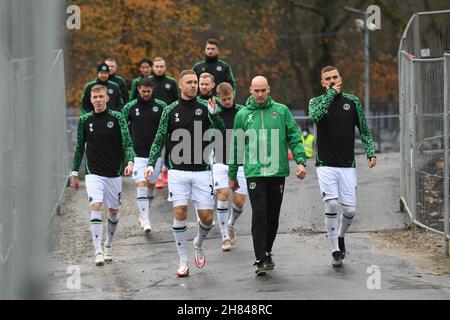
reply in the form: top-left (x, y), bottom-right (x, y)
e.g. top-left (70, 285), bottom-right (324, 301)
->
top-left (0, 0), bottom-right (67, 299)
top-left (399, 10), bottom-right (450, 257)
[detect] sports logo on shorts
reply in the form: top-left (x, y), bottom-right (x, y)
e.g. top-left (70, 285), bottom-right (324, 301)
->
top-left (153, 106), bottom-right (159, 112)
top-left (249, 182), bottom-right (256, 190)
top-left (108, 88), bottom-right (114, 95)
top-left (107, 121), bottom-right (114, 128)
top-left (216, 66), bottom-right (223, 72)
top-left (89, 123), bottom-right (94, 132)
top-left (343, 103), bottom-right (351, 111)
top-left (272, 112), bottom-right (279, 119)
top-left (88, 196), bottom-right (93, 202)
top-left (165, 83), bottom-right (171, 90)
top-left (135, 108), bottom-right (140, 116)
top-left (215, 181), bottom-right (219, 186)
top-left (195, 109), bottom-right (203, 116)
top-left (133, 171), bottom-right (137, 176)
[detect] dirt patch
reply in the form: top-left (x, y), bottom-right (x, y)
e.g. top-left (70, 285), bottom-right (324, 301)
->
top-left (373, 225), bottom-right (450, 276)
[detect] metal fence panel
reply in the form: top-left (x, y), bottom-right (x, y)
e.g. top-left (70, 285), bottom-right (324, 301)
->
top-left (0, 0), bottom-right (67, 299)
top-left (399, 10), bottom-right (450, 257)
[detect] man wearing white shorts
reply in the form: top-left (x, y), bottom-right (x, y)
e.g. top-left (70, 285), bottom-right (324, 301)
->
top-left (213, 82), bottom-right (247, 252)
top-left (144, 70), bottom-right (224, 277)
top-left (309, 66), bottom-right (376, 267)
top-left (122, 77), bottom-right (167, 234)
top-left (71, 85), bottom-right (135, 266)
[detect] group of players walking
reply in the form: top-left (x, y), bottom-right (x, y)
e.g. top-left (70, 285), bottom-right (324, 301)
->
top-left (70, 39), bottom-right (376, 277)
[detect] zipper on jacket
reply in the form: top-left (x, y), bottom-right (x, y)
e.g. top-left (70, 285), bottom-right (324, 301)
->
top-left (261, 109), bottom-right (267, 176)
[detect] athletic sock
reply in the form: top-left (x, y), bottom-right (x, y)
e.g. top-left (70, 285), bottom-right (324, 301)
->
top-left (228, 204), bottom-right (243, 229)
top-left (196, 220), bottom-right (213, 248)
top-left (217, 200), bottom-right (230, 241)
top-left (137, 187), bottom-right (149, 224)
top-left (325, 213), bottom-right (340, 252)
top-left (173, 219), bottom-right (188, 265)
top-left (90, 211), bottom-right (103, 254)
top-left (106, 213), bottom-right (119, 247)
top-left (338, 211), bottom-right (355, 238)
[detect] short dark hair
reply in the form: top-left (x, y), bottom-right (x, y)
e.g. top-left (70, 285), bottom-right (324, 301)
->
top-left (139, 58), bottom-right (153, 67)
top-left (206, 38), bottom-right (220, 48)
top-left (321, 66), bottom-right (338, 76)
top-left (179, 69), bottom-right (197, 81)
top-left (138, 77), bottom-right (154, 88)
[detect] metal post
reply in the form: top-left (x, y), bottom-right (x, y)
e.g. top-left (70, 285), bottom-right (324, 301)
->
top-left (364, 12), bottom-right (370, 115)
top-left (444, 53), bottom-right (449, 257)
top-left (410, 59), bottom-right (417, 223)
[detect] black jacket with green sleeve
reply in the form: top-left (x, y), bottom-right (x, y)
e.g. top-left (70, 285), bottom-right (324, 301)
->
top-left (109, 73), bottom-right (129, 103)
top-left (308, 89), bottom-right (376, 167)
top-left (192, 56), bottom-right (236, 96)
top-left (147, 97), bottom-right (225, 171)
top-left (72, 109), bottom-right (136, 177)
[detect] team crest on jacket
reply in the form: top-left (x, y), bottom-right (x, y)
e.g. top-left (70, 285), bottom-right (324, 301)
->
top-left (135, 108), bottom-right (140, 116)
top-left (271, 112), bottom-right (279, 119)
top-left (153, 106), bottom-right (159, 112)
top-left (108, 89), bottom-right (113, 94)
top-left (343, 103), bottom-right (351, 111)
top-left (216, 66), bottom-right (223, 72)
top-left (107, 121), bottom-right (114, 128)
top-left (165, 83), bottom-right (171, 89)
top-left (247, 114), bottom-right (254, 123)
top-left (195, 108), bottom-right (203, 116)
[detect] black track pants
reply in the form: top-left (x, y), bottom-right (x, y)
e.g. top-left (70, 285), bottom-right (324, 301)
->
top-left (246, 177), bottom-right (286, 262)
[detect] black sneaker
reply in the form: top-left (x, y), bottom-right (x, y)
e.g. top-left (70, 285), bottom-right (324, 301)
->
top-left (338, 237), bottom-right (346, 260)
top-left (265, 252), bottom-right (275, 270)
top-left (331, 251), bottom-right (343, 267)
top-left (254, 260), bottom-right (267, 276)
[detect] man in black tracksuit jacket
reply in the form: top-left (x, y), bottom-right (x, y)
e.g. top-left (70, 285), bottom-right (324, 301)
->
top-left (192, 39), bottom-right (236, 96)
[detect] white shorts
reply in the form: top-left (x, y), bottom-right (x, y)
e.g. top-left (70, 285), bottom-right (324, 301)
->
top-left (132, 157), bottom-right (162, 184)
top-left (316, 167), bottom-right (357, 207)
top-left (213, 163), bottom-right (248, 195)
top-left (168, 170), bottom-right (215, 209)
top-left (85, 174), bottom-right (122, 209)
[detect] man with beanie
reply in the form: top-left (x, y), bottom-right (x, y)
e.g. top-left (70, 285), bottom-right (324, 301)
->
top-left (80, 63), bottom-right (124, 115)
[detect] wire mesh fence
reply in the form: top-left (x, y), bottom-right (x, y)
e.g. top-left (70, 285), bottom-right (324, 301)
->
top-left (398, 10), bottom-right (450, 257)
top-left (0, 0), bottom-right (67, 299)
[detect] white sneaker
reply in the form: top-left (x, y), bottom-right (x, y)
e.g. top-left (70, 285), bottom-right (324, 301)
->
top-left (176, 263), bottom-right (190, 277)
top-left (221, 239), bottom-right (232, 252)
top-left (193, 237), bottom-right (206, 268)
top-left (139, 217), bottom-right (152, 234)
top-left (104, 245), bottom-right (113, 262)
top-left (228, 227), bottom-right (237, 246)
top-left (143, 221), bottom-right (152, 234)
top-left (95, 252), bottom-right (104, 266)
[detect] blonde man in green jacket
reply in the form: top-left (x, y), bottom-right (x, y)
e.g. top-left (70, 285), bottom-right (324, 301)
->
top-left (228, 76), bottom-right (307, 276)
